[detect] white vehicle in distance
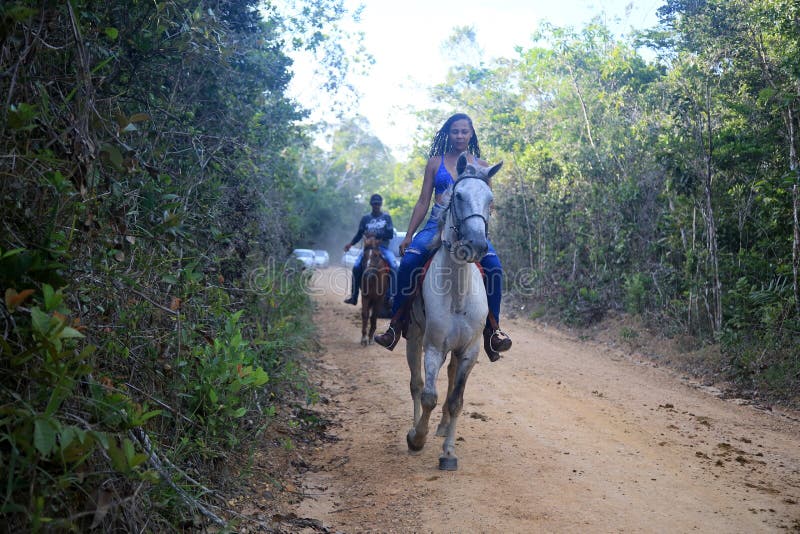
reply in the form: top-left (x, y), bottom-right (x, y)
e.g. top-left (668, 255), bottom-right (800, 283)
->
top-left (340, 246), bottom-right (361, 268)
top-left (291, 248), bottom-right (316, 269)
top-left (388, 231), bottom-right (406, 267)
top-left (313, 250), bottom-right (330, 268)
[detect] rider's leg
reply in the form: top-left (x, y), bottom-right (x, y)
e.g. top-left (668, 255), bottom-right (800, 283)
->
top-left (380, 246), bottom-right (398, 298)
top-left (344, 252), bottom-right (364, 305)
top-left (375, 232), bottom-right (434, 350)
top-left (480, 245), bottom-right (512, 361)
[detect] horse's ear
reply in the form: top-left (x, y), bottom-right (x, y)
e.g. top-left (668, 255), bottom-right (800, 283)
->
top-left (486, 161), bottom-right (503, 180)
top-left (456, 152), bottom-right (469, 176)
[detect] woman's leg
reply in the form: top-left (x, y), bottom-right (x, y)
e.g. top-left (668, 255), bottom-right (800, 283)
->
top-left (389, 237), bottom-right (432, 316)
top-left (375, 227), bottom-right (435, 349)
top-left (480, 246), bottom-right (502, 326)
top-left (480, 243), bottom-right (512, 361)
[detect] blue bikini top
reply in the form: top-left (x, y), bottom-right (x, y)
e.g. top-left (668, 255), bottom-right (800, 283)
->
top-left (434, 155), bottom-right (455, 196)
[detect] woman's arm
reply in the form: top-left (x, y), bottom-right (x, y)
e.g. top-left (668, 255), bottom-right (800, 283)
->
top-left (399, 157), bottom-right (437, 255)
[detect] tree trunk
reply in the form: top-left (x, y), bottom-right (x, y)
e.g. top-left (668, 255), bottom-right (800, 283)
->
top-left (702, 79), bottom-right (723, 334)
top-left (514, 166), bottom-right (535, 272)
top-left (566, 64), bottom-right (598, 157)
top-left (754, 19), bottom-right (799, 315)
top-left (793, 181), bottom-right (799, 316)
top-left (788, 88), bottom-right (800, 316)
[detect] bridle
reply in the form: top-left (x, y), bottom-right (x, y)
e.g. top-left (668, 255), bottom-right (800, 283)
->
top-left (441, 175), bottom-right (490, 252)
top-left (363, 241), bottom-right (388, 272)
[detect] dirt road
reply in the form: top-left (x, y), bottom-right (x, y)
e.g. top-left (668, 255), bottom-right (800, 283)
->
top-left (291, 267), bottom-right (800, 533)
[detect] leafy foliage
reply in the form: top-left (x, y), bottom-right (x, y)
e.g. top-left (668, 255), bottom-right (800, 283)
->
top-left (0, 0), bottom-right (351, 530)
top-left (413, 3), bottom-right (799, 405)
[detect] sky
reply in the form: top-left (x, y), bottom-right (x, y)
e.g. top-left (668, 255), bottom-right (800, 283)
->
top-left (285, 0), bottom-right (663, 158)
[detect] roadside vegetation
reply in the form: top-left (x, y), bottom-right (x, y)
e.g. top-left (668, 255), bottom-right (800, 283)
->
top-left (2, 0), bottom-right (799, 531)
top-left (409, 0), bottom-right (799, 407)
top-left (1, 0), bottom-right (356, 530)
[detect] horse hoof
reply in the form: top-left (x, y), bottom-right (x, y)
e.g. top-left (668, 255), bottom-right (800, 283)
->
top-left (368, 338), bottom-right (374, 345)
top-left (435, 424), bottom-right (448, 437)
top-left (438, 457), bottom-right (458, 471)
top-left (406, 430), bottom-right (424, 452)
top-left (360, 338), bottom-right (367, 346)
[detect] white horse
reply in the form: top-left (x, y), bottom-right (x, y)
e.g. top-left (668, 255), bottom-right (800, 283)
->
top-left (405, 152), bottom-right (502, 471)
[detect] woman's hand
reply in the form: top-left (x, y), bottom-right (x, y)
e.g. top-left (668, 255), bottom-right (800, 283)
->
top-left (399, 234), bottom-right (413, 256)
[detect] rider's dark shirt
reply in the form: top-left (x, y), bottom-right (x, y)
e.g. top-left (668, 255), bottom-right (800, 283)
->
top-left (349, 211), bottom-right (394, 247)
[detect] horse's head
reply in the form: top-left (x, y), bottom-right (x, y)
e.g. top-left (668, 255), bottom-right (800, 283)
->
top-left (441, 152), bottom-right (502, 264)
top-left (362, 232), bottom-right (378, 250)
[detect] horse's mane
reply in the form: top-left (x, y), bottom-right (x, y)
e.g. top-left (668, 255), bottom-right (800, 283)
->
top-left (427, 186), bottom-right (453, 251)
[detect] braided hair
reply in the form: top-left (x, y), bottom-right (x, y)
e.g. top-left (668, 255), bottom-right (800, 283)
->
top-left (428, 113), bottom-right (481, 159)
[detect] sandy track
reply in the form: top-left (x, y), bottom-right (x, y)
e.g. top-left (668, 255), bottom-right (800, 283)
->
top-left (292, 267), bottom-right (800, 533)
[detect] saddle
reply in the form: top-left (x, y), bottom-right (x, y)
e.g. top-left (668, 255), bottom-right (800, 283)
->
top-left (402, 248), bottom-right (486, 338)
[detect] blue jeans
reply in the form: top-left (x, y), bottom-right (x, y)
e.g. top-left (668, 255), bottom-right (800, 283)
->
top-left (390, 205), bottom-right (503, 328)
top-left (353, 245), bottom-right (398, 296)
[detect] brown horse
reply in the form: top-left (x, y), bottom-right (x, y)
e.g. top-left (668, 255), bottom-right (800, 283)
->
top-left (360, 234), bottom-right (389, 346)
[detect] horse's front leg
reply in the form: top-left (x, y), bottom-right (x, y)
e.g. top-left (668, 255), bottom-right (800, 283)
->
top-left (406, 324), bottom-right (424, 426)
top-left (407, 345), bottom-right (445, 452)
top-left (360, 300), bottom-right (369, 346)
top-left (436, 354), bottom-right (458, 437)
top-left (438, 345), bottom-right (479, 471)
top-left (368, 302), bottom-right (377, 344)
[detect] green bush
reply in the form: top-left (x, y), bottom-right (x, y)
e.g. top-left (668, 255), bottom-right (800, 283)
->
top-left (1, 284), bottom-right (160, 530)
top-left (0, 0), bottom-right (331, 529)
top-left (623, 272), bottom-right (649, 315)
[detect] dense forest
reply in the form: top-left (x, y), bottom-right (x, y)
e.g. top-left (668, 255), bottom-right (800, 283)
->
top-left (1, 0), bottom-right (798, 531)
top-left (452, 0), bottom-right (800, 407)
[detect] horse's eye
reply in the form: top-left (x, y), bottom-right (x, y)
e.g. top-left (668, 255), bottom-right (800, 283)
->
top-left (454, 191), bottom-right (463, 201)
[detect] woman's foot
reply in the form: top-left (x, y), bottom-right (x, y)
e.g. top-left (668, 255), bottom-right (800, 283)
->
top-left (374, 321), bottom-right (402, 350)
top-left (483, 326), bottom-right (512, 362)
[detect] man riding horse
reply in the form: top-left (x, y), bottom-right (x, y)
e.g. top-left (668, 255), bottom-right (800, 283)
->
top-left (343, 194), bottom-right (398, 306)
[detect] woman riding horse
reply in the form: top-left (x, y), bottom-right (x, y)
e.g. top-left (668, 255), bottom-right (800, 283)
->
top-left (403, 152), bottom-right (503, 470)
top-left (374, 113), bottom-right (512, 361)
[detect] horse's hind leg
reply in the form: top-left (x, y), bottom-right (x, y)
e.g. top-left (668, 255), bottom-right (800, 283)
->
top-left (436, 354), bottom-right (457, 437)
top-left (407, 345), bottom-right (445, 452)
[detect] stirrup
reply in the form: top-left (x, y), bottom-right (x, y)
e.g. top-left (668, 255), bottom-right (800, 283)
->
top-left (484, 327), bottom-right (512, 362)
top-left (490, 329), bottom-right (512, 351)
top-left (374, 324), bottom-right (401, 351)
